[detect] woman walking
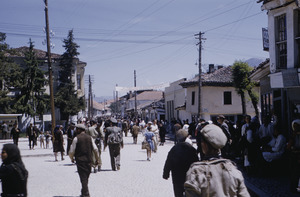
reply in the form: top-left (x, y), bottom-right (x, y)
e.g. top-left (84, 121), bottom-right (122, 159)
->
top-left (144, 126), bottom-right (155, 161)
top-left (0, 144), bottom-right (28, 197)
top-left (53, 125), bottom-right (65, 161)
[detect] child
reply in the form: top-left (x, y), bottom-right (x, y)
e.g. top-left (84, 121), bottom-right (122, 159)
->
top-left (39, 132), bottom-right (45, 149)
top-left (45, 131), bottom-right (52, 149)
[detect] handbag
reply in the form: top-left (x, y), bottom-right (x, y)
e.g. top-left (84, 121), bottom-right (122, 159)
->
top-left (142, 140), bottom-right (148, 149)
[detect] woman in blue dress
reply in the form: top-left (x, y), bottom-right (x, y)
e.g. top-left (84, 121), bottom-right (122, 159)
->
top-left (144, 126), bottom-right (155, 161)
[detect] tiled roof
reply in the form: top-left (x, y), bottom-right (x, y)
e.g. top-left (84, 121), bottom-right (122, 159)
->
top-left (180, 66), bottom-right (233, 87)
top-left (93, 99), bottom-right (114, 110)
top-left (5, 46), bottom-right (61, 59)
top-left (128, 91), bottom-right (163, 101)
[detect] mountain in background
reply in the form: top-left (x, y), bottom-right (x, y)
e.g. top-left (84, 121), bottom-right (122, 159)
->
top-left (245, 58), bottom-right (266, 68)
top-left (94, 96), bottom-right (113, 103)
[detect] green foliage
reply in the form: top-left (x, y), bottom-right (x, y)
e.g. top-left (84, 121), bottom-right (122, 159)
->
top-left (0, 32), bottom-right (23, 113)
top-left (14, 39), bottom-right (49, 117)
top-left (232, 60), bottom-right (259, 116)
top-left (55, 30), bottom-right (84, 121)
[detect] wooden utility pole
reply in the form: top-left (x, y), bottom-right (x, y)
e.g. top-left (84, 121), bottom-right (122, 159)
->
top-left (134, 70), bottom-right (137, 119)
top-left (44, 0), bottom-right (56, 135)
top-left (195, 32), bottom-right (205, 119)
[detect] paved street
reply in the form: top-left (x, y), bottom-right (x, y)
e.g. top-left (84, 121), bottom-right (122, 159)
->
top-left (0, 135), bottom-right (175, 197)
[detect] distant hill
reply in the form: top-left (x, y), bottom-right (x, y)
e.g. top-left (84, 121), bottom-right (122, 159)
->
top-left (94, 96), bottom-right (113, 103)
top-left (245, 58), bottom-right (266, 68)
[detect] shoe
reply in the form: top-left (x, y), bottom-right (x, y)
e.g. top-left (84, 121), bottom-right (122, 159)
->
top-left (98, 166), bottom-right (101, 172)
top-left (147, 158), bottom-right (150, 161)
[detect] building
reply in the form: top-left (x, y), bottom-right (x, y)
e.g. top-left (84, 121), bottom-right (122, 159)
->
top-left (164, 78), bottom-right (191, 123)
top-left (179, 66), bottom-right (258, 123)
top-left (5, 46), bottom-right (86, 130)
top-left (124, 90), bottom-right (164, 121)
top-left (257, 0), bottom-right (300, 130)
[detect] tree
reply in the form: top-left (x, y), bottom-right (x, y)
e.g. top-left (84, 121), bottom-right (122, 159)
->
top-left (55, 30), bottom-right (84, 125)
top-left (232, 60), bottom-right (259, 117)
top-left (14, 39), bottom-right (49, 121)
top-left (0, 32), bottom-right (23, 113)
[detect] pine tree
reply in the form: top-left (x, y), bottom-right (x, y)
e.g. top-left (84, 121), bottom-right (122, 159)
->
top-left (14, 39), bottom-right (49, 120)
top-left (0, 32), bottom-right (23, 113)
top-left (55, 30), bottom-right (84, 124)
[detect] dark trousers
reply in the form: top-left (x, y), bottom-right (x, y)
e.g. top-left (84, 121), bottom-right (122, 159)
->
top-left (108, 144), bottom-right (121, 170)
top-left (29, 136), bottom-right (35, 149)
top-left (13, 138), bottom-right (19, 146)
top-left (66, 139), bottom-right (73, 155)
top-left (77, 162), bottom-right (91, 197)
top-left (173, 182), bottom-right (184, 197)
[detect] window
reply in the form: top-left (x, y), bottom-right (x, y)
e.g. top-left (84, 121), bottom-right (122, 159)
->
top-left (77, 74), bottom-right (81, 90)
top-left (224, 91), bottom-right (232, 105)
top-left (275, 14), bottom-right (287, 69)
top-left (191, 91), bottom-right (195, 105)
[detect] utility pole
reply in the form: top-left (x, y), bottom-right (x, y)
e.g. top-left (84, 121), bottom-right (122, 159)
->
top-left (44, 0), bottom-right (56, 135)
top-left (195, 32), bottom-right (205, 119)
top-left (134, 70), bottom-right (137, 119)
top-left (116, 84), bottom-right (118, 117)
top-left (88, 75), bottom-right (93, 121)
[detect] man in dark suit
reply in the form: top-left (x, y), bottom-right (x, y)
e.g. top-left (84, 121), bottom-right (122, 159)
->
top-left (26, 123), bottom-right (36, 150)
top-left (66, 123), bottom-right (76, 155)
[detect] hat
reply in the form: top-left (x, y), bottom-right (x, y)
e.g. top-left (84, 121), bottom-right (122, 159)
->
top-left (292, 119), bottom-right (300, 131)
top-left (110, 118), bottom-right (117, 124)
top-left (217, 115), bottom-right (225, 119)
top-left (75, 124), bottom-right (86, 130)
top-left (200, 124), bottom-right (227, 149)
top-left (176, 129), bottom-right (189, 142)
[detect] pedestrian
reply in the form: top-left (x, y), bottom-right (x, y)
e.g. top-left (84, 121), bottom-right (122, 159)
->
top-left (69, 124), bottom-right (100, 197)
top-left (26, 123), bottom-right (36, 150)
top-left (39, 132), bottom-right (45, 149)
top-left (144, 126), bottom-right (155, 161)
top-left (287, 119), bottom-right (300, 193)
top-left (95, 121), bottom-right (105, 172)
top-left (11, 123), bottom-right (20, 146)
top-left (45, 131), bottom-right (52, 149)
top-left (163, 129), bottom-right (199, 197)
top-left (216, 115), bottom-right (232, 158)
top-left (0, 143), bottom-right (28, 197)
top-left (66, 123), bottom-right (76, 155)
top-left (173, 121), bottom-right (182, 144)
top-left (131, 122), bottom-right (140, 144)
top-left (53, 125), bottom-right (65, 161)
top-left (184, 124), bottom-right (250, 197)
top-left (1, 121), bottom-right (8, 139)
top-left (86, 120), bottom-right (101, 173)
top-left (158, 121), bottom-right (166, 146)
top-left (104, 118), bottom-right (124, 171)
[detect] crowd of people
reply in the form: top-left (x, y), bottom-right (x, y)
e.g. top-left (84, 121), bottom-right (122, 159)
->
top-left (0, 114), bottom-right (299, 196)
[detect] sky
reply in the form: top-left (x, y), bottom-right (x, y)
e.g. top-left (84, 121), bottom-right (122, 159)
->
top-left (0, 0), bottom-right (269, 98)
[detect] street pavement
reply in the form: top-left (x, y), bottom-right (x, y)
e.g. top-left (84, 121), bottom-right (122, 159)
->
top-left (0, 134), bottom-right (299, 197)
top-left (0, 135), bottom-right (175, 197)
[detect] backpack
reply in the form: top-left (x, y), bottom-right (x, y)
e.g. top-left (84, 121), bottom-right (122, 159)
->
top-left (107, 130), bottom-right (123, 145)
top-left (184, 159), bottom-right (248, 197)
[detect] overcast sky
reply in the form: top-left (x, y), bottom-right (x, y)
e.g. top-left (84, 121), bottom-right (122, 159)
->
top-left (0, 0), bottom-right (268, 98)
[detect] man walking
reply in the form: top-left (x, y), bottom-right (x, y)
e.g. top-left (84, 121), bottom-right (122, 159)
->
top-left (26, 123), bottom-right (36, 150)
top-left (163, 129), bottom-right (199, 197)
top-left (131, 122), bottom-right (140, 144)
top-left (69, 124), bottom-right (100, 197)
top-left (104, 118), bottom-right (123, 171)
top-left (66, 123), bottom-right (76, 155)
top-left (184, 124), bottom-right (250, 197)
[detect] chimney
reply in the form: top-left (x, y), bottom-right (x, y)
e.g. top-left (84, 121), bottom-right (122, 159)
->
top-left (209, 64), bottom-right (215, 73)
top-left (217, 65), bottom-right (224, 70)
